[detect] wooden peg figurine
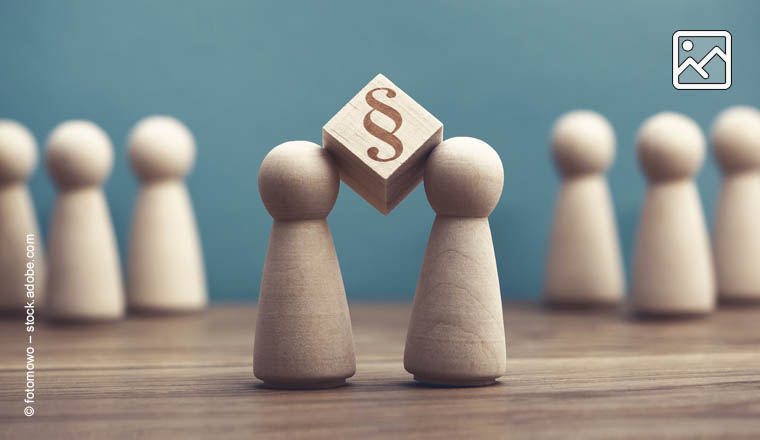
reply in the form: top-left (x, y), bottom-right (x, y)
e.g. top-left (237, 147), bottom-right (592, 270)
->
top-left (631, 112), bottom-right (715, 316)
top-left (711, 106), bottom-right (760, 303)
top-left (253, 141), bottom-right (355, 389)
top-left (544, 110), bottom-right (625, 307)
top-left (404, 137), bottom-right (507, 386)
top-left (0, 120), bottom-right (46, 314)
top-left (126, 116), bottom-right (207, 313)
top-left (45, 121), bottom-right (125, 322)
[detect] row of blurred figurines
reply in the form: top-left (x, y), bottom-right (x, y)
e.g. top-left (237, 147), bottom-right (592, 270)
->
top-left (2, 105), bottom-right (760, 323)
top-left (0, 115), bottom-right (206, 322)
top-left (545, 106), bottom-right (760, 316)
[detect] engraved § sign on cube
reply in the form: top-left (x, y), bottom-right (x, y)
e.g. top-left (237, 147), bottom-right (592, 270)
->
top-left (323, 74), bottom-right (443, 214)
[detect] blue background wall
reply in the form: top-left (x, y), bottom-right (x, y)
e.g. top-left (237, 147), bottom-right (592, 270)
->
top-left (1, 0), bottom-right (758, 301)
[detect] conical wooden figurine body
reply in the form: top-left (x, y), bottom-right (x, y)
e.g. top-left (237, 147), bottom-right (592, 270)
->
top-left (404, 137), bottom-right (506, 386)
top-left (631, 112), bottom-right (715, 316)
top-left (127, 116), bottom-right (207, 313)
top-left (711, 106), bottom-right (760, 303)
top-left (544, 111), bottom-right (625, 307)
top-left (0, 120), bottom-right (46, 314)
top-left (254, 141), bottom-right (355, 388)
top-left (45, 121), bottom-right (125, 322)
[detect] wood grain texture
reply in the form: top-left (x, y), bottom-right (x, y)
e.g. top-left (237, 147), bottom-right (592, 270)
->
top-left (2, 303), bottom-right (760, 439)
top-left (255, 141), bottom-right (355, 388)
top-left (323, 73), bottom-right (443, 215)
top-left (405, 137), bottom-right (506, 386)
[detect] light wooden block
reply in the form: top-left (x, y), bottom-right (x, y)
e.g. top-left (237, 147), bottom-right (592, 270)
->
top-left (323, 74), bottom-right (443, 214)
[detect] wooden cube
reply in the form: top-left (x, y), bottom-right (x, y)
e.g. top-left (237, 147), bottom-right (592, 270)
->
top-left (323, 74), bottom-right (443, 215)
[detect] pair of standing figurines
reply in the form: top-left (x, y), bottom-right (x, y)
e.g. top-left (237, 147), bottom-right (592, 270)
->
top-left (253, 137), bottom-right (507, 388)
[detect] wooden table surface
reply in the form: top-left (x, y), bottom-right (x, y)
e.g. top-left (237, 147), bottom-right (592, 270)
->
top-left (1, 303), bottom-right (759, 439)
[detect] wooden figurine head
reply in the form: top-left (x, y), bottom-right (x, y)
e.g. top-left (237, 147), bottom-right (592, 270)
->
top-left (551, 110), bottom-right (615, 178)
top-left (128, 116), bottom-right (196, 182)
top-left (423, 137), bottom-right (503, 218)
top-left (258, 141), bottom-right (339, 221)
top-left (46, 121), bottom-right (114, 189)
top-left (0, 120), bottom-right (37, 184)
top-left (636, 112), bottom-right (705, 182)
